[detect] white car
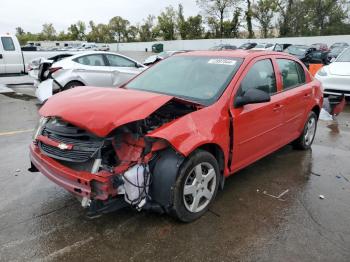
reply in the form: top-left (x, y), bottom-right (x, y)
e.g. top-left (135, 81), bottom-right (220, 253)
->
top-left (28, 53), bottom-right (76, 86)
top-left (315, 47), bottom-right (350, 97)
top-left (143, 51), bottom-right (187, 65)
top-left (36, 52), bottom-right (147, 103)
top-left (252, 43), bottom-right (274, 50)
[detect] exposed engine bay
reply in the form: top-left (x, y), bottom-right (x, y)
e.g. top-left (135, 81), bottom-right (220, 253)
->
top-left (34, 99), bottom-right (197, 215)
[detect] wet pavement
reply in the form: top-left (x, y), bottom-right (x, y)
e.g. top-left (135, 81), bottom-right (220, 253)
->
top-left (0, 82), bottom-right (350, 262)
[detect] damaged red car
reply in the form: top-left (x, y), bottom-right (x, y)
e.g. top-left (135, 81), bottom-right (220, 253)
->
top-left (29, 51), bottom-right (323, 222)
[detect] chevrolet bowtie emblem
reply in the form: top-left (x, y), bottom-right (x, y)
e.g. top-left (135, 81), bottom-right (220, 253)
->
top-left (58, 143), bottom-right (69, 150)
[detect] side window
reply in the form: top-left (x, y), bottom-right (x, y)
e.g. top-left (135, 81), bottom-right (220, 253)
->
top-left (239, 59), bottom-right (276, 95)
top-left (74, 55), bottom-right (105, 66)
top-left (106, 54), bottom-right (136, 67)
top-left (277, 59), bottom-right (306, 89)
top-left (1, 37), bottom-right (15, 51)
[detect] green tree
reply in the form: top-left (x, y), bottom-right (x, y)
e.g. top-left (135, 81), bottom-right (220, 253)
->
top-left (109, 16), bottom-right (130, 42)
top-left (222, 7), bottom-right (241, 37)
top-left (15, 27), bottom-right (24, 36)
top-left (277, 0), bottom-right (294, 36)
top-left (57, 30), bottom-right (71, 41)
top-left (187, 15), bottom-right (204, 39)
top-left (177, 4), bottom-right (188, 39)
top-left (157, 6), bottom-right (177, 40)
top-left (197, 0), bottom-right (238, 38)
top-left (253, 0), bottom-right (278, 38)
top-left (139, 15), bottom-right (157, 41)
top-left (126, 25), bottom-right (139, 42)
top-left (87, 21), bottom-right (113, 42)
top-left (245, 0), bottom-right (254, 38)
top-left (277, 0), bottom-right (350, 36)
top-left (41, 23), bottom-right (56, 40)
top-left (67, 21), bottom-right (86, 41)
top-left (206, 16), bottom-right (221, 38)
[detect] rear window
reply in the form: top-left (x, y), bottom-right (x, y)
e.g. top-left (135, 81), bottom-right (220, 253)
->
top-left (1, 37), bottom-right (15, 51)
top-left (277, 59), bottom-right (306, 89)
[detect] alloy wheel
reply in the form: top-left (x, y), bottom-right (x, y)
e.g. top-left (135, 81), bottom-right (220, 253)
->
top-left (304, 117), bottom-right (316, 146)
top-left (183, 162), bottom-right (216, 213)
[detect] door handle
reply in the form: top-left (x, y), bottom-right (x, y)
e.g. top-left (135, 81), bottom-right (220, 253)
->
top-left (303, 93), bottom-right (311, 99)
top-left (0, 54), bottom-right (3, 59)
top-left (273, 104), bottom-right (284, 111)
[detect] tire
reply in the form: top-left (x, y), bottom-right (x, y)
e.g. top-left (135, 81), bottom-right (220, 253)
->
top-left (63, 81), bottom-right (84, 91)
top-left (293, 111), bottom-right (318, 150)
top-left (171, 150), bottom-right (220, 222)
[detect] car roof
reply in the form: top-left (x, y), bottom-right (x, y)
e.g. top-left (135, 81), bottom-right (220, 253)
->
top-left (68, 51), bottom-right (132, 59)
top-left (177, 50), bottom-right (294, 60)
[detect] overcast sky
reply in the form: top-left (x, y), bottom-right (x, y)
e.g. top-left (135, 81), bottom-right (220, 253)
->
top-left (0, 0), bottom-right (200, 34)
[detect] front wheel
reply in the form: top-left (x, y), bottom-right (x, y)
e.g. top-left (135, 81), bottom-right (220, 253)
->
top-left (171, 150), bottom-right (220, 222)
top-left (293, 111), bottom-right (318, 150)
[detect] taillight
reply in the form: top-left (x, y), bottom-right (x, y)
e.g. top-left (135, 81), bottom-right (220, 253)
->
top-left (49, 67), bottom-right (62, 74)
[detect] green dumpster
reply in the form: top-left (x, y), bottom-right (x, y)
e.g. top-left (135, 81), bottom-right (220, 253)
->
top-left (152, 43), bottom-right (163, 53)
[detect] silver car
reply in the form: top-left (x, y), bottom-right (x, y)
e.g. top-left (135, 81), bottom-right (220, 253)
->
top-left (36, 51), bottom-right (146, 103)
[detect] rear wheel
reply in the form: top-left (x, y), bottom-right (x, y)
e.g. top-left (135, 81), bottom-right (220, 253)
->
top-left (171, 150), bottom-right (220, 222)
top-left (293, 111), bottom-right (318, 150)
top-left (63, 81), bottom-right (84, 91)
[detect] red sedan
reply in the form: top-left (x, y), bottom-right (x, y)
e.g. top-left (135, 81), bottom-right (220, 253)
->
top-left (29, 50), bottom-right (323, 222)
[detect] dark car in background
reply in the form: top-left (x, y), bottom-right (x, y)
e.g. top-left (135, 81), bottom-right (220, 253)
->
top-left (311, 43), bottom-right (329, 51)
top-left (238, 42), bottom-right (257, 50)
top-left (330, 42), bottom-right (349, 49)
top-left (285, 45), bottom-right (329, 65)
top-left (209, 44), bottom-right (237, 51)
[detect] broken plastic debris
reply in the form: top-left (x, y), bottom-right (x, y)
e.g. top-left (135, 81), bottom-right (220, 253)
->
top-left (262, 189), bottom-right (289, 201)
top-left (319, 195), bottom-right (325, 199)
top-left (15, 169), bottom-right (21, 172)
top-left (319, 108), bottom-right (333, 121)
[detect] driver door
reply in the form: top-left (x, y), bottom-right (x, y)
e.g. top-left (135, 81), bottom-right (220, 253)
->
top-left (230, 58), bottom-right (285, 172)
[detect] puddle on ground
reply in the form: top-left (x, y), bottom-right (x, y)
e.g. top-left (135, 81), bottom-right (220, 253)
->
top-left (1, 92), bottom-right (36, 101)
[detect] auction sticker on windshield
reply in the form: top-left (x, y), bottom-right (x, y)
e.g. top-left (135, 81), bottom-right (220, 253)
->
top-left (208, 59), bottom-right (237, 66)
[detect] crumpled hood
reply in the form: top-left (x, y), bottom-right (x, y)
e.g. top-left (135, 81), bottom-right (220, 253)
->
top-left (40, 86), bottom-right (173, 137)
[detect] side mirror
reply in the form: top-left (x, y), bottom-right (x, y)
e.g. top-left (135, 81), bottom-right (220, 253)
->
top-left (234, 88), bottom-right (271, 108)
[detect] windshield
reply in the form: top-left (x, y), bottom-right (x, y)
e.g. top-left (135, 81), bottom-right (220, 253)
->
top-left (285, 46), bottom-right (308, 56)
top-left (126, 56), bottom-right (242, 105)
top-left (336, 48), bottom-right (350, 62)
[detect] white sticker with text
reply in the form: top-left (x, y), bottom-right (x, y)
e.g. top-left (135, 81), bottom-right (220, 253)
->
top-left (208, 59), bottom-right (237, 66)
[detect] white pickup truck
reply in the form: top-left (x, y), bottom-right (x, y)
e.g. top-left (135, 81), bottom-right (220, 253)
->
top-left (0, 34), bottom-right (74, 75)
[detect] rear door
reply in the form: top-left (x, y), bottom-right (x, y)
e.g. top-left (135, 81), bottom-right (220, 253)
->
top-left (275, 58), bottom-right (310, 142)
top-left (1, 36), bottom-right (23, 74)
top-left (230, 58), bottom-right (285, 172)
top-left (105, 54), bottom-right (143, 86)
top-left (73, 54), bottom-right (112, 86)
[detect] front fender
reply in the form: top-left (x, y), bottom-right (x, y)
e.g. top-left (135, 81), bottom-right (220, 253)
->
top-left (147, 104), bottom-right (230, 165)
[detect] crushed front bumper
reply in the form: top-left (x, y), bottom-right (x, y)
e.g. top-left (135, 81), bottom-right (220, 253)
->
top-left (29, 144), bottom-right (117, 201)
